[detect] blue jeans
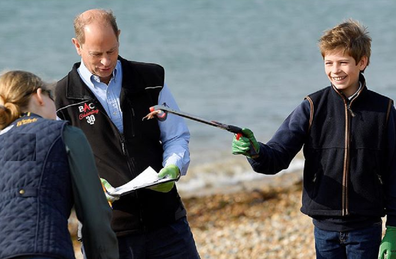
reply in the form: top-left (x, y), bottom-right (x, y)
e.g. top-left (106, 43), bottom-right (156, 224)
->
top-left (314, 223), bottom-right (382, 259)
top-left (118, 217), bottom-right (200, 259)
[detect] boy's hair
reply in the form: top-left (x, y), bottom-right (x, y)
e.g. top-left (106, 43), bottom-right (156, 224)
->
top-left (319, 19), bottom-right (371, 71)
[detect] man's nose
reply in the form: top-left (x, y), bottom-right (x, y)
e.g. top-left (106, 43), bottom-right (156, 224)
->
top-left (101, 55), bottom-right (111, 66)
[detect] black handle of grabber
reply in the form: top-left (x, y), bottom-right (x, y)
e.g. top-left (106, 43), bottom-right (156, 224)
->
top-left (227, 125), bottom-right (243, 134)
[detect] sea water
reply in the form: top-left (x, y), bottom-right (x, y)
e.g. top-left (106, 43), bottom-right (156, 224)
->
top-left (1, 0), bottom-right (396, 195)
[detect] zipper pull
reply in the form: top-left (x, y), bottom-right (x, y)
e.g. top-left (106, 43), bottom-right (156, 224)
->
top-left (121, 142), bottom-right (126, 154)
top-left (120, 135), bottom-right (127, 155)
top-left (377, 174), bottom-right (383, 185)
top-left (347, 105), bottom-right (355, 117)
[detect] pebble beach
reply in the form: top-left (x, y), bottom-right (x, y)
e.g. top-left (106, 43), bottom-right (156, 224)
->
top-left (183, 172), bottom-right (316, 259)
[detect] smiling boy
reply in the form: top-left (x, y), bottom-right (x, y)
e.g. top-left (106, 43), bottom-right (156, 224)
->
top-left (232, 19), bottom-right (396, 258)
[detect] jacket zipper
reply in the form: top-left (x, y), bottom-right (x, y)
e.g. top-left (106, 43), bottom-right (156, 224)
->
top-left (342, 96), bottom-right (359, 215)
top-left (335, 83), bottom-right (362, 216)
top-left (342, 99), bottom-right (351, 216)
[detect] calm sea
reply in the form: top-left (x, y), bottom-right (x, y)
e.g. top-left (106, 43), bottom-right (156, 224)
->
top-left (1, 0), bottom-right (396, 194)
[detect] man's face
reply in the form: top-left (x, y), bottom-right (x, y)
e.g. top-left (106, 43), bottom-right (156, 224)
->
top-left (324, 49), bottom-right (368, 97)
top-left (73, 22), bottom-right (120, 84)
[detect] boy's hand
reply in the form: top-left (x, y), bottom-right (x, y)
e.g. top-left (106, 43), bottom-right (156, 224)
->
top-left (149, 164), bottom-right (180, 193)
top-left (232, 128), bottom-right (260, 158)
top-left (100, 178), bottom-right (120, 205)
top-left (379, 226), bottom-right (396, 259)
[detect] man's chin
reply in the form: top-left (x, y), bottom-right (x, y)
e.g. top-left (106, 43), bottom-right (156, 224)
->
top-left (97, 73), bottom-right (113, 83)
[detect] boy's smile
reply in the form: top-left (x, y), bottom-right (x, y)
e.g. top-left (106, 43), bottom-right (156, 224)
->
top-left (324, 49), bottom-right (368, 98)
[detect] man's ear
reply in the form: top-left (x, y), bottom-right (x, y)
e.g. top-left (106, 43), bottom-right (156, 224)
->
top-left (117, 30), bottom-right (121, 46)
top-left (72, 38), bottom-right (82, 56)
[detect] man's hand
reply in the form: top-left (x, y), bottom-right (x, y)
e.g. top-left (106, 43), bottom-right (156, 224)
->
top-left (149, 164), bottom-right (180, 193)
top-left (379, 226), bottom-right (396, 259)
top-left (232, 128), bottom-right (260, 158)
top-left (100, 178), bottom-right (120, 206)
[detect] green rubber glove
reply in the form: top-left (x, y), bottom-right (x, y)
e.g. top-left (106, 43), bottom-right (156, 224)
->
top-left (232, 128), bottom-right (260, 158)
top-left (100, 178), bottom-right (120, 205)
top-left (149, 164), bottom-right (180, 193)
top-left (379, 226), bottom-right (396, 259)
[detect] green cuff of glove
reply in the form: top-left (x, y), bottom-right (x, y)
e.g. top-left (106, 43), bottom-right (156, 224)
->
top-left (149, 164), bottom-right (180, 193)
top-left (100, 178), bottom-right (120, 203)
top-left (379, 226), bottom-right (396, 259)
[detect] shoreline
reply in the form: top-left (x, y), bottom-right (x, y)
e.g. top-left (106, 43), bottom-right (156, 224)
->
top-left (178, 169), bottom-right (303, 199)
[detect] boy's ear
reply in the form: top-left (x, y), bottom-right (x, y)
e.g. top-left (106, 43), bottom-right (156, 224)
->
top-left (359, 56), bottom-right (368, 71)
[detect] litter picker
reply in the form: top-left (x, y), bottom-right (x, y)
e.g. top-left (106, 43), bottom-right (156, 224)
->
top-left (143, 104), bottom-right (259, 158)
top-left (144, 104), bottom-right (243, 135)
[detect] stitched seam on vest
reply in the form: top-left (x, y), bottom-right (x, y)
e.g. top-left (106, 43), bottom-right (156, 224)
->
top-left (145, 86), bottom-right (162, 90)
top-left (56, 100), bottom-right (88, 113)
top-left (305, 96), bottom-right (314, 132)
top-left (386, 99), bottom-right (393, 125)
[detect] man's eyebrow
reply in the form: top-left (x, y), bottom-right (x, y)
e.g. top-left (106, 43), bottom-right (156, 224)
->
top-left (108, 46), bottom-right (118, 52)
top-left (89, 46), bottom-right (118, 55)
top-left (89, 50), bottom-right (102, 55)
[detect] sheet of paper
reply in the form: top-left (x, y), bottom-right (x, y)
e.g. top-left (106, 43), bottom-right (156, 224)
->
top-left (107, 166), bottom-right (174, 196)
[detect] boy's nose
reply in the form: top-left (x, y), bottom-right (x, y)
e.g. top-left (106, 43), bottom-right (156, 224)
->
top-left (332, 65), bottom-right (341, 73)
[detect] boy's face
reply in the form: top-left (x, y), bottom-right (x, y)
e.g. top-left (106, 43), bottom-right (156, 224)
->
top-left (324, 49), bottom-right (368, 98)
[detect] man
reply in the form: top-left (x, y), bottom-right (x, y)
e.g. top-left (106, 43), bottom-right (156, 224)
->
top-left (55, 9), bottom-right (200, 259)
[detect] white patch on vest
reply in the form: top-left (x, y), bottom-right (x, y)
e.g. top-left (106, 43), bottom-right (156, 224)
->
top-left (0, 125), bottom-right (14, 135)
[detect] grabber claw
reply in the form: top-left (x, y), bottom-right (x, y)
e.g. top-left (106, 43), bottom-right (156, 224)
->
top-left (142, 106), bottom-right (168, 121)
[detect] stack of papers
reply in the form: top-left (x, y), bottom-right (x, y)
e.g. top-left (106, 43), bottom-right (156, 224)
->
top-left (105, 166), bottom-right (176, 197)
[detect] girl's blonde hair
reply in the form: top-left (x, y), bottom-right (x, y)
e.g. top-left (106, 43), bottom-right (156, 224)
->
top-left (0, 70), bottom-right (48, 130)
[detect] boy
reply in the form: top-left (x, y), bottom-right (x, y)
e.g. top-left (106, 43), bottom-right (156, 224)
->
top-left (232, 19), bottom-right (396, 259)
